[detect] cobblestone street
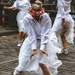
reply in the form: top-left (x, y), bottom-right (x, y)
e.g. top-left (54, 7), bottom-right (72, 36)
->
top-left (0, 34), bottom-right (75, 75)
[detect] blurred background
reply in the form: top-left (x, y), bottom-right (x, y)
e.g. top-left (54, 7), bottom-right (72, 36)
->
top-left (0, 0), bottom-right (75, 29)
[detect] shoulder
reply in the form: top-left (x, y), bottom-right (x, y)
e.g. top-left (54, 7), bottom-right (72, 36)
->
top-left (24, 0), bottom-right (30, 3)
top-left (42, 13), bottom-right (51, 20)
top-left (42, 13), bottom-right (49, 17)
top-left (24, 14), bottom-right (32, 21)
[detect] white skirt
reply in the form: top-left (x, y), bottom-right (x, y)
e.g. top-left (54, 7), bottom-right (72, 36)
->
top-left (15, 36), bottom-right (62, 75)
top-left (16, 11), bottom-right (27, 33)
top-left (51, 14), bottom-right (74, 48)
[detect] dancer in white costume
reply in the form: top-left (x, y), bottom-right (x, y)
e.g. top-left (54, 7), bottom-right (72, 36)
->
top-left (13, 1), bottom-right (62, 75)
top-left (51, 0), bottom-right (74, 54)
top-left (4, 0), bottom-right (31, 46)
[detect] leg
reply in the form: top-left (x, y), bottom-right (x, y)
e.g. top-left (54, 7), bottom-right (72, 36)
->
top-left (61, 35), bottom-right (67, 49)
top-left (61, 35), bottom-right (68, 54)
top-left (14, 38), bottom-right (31, 75)
top-left (39, 63), bottom-right (51, 75)
top-left (22, 33), bottom-right (28, 41)
top-left (13, 56), bottom-right (30, 75)
top-left (18, 32), bottom-right (23, 41)
top-left (17, 32), bottom-right (24, 46)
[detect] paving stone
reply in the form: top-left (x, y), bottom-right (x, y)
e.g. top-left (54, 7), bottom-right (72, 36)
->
top-left (0, 34), bottom-right (75, 75)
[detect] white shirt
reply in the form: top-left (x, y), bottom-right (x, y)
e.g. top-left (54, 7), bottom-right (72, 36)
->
top-left (23, 13), bottom-right (52, 51)
top-left (13, 0), bottom-right (31, 12)
top-left (57, 0), bottom-right (72, 19)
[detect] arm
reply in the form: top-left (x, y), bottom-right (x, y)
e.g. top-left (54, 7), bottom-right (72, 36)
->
top-left (57, 0), bottom-right (66, 19)
top-left (4, 6), bottom-right (15, 10)
top-left (23, 16), bottom-right (37, 59)
top-left (23, 16), bottom-right (37, 51)
top-left (4, 1), bottom-right (17, 10)
top-left (40, 14), bottom-right (52, 55)
top-left (57, 0), bottom-right (66, 28)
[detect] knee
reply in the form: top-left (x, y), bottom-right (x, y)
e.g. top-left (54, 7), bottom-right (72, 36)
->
top-left (39, 63), bottom-right (43, 66)
top-left (39, 63), bottom-right (45, 67)
top-left (61, 34), bottom-right (65, 38)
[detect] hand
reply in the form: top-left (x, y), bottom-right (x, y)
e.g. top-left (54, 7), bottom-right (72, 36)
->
top-left (62, 22), bottom-right (67, 29)
top-left (3, 6), bottom-right (8, 9)
top-left (30, 49), bottom-right (37, 59)
top-left (40, 50), bottom-right (48, 56)
top-left (62, 19), bottom-right (67, 29)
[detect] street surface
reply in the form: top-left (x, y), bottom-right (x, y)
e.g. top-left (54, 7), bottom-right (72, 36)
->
top-left (0, 34), bottom-right (75, 75)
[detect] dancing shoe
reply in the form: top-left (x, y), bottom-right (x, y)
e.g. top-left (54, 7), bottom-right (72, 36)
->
top-left (62, 48), bottom-right (68, 54)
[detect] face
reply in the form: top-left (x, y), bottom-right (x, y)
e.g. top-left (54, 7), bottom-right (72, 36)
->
top-left (33, 14), bottom-right (41, 21)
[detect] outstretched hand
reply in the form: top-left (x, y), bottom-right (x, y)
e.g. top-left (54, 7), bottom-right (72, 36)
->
top-left (30, 49), bottom-right (37, 59)
top-left (40, 50), bottom-right (48, 56)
